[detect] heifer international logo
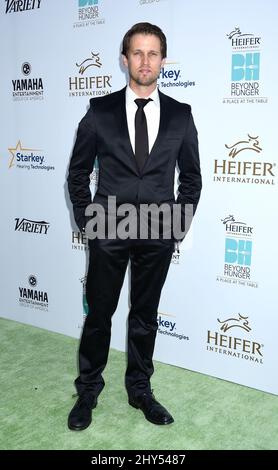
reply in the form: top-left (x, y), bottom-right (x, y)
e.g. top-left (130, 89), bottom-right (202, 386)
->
top-left (5, 0), bottom-right (41, 13)
top-left (213, 134), bottom-right (275, 185)
top-left (72, 231), bottom-right (88, 251)
top-left (206, 315), bottom-right (263, 365)
top-left (69, 52), bottom-right (112, 98)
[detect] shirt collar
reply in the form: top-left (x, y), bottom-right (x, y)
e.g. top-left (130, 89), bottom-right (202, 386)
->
top-left (126, 85), bottom-right (159, 107)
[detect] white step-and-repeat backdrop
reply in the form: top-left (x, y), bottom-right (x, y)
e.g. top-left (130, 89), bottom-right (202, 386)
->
top-left (1, 0), bottom-right (277, 395)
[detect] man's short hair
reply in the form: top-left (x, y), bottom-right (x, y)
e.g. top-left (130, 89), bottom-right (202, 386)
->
top-left (122, 22), bottom-right (167, 59)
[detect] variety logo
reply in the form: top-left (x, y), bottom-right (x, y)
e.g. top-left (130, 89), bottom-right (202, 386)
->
top-left (74, 0), bottom-right (105, 29)
top-left (216, 215), bottom-right (258, 288)
top-left (19, 274), bottom-right (48, 311)
top-left (157, 313), bottom-right (189, 341)
top-left (158, 61), bottom-right (196, 90)
top-left (206, 315), bottom-right (263, 365)
top-left (5, 0), bottom-right (42, 13)
top-left (15, 217), bottom-right (50, 235)
top-left (7, 140), bottom-right (55, 171)
top-left (69, 52), bottom-right (112, 98)
top-left (12, 62), bottom-right (44, 101)
top-left (223, 27), bottom-right (267, 104)
top-left (213, 134), bottom-right (275, 185)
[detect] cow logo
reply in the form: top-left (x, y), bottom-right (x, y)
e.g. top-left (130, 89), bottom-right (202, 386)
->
top-left (217, 314), bottom-right (251, 333)
top-left (76, 52), bottom-right (102, 75)
top-left (227, 27), bottom-right (254, 40)
top-left (225, 134), bottom-right (262, 159)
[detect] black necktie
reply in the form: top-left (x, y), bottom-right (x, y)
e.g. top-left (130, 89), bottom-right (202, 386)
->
top-left (134, 98), bottom-right (152, 172)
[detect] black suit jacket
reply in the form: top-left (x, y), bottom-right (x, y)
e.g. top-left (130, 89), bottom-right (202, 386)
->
top-left (68, 86), bottom-right (202, 235)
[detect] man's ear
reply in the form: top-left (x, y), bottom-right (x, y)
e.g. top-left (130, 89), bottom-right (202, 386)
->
top-left (122, 54), bottom-right (128, 68)
top-left (161, 58), bottom-right (166, 68)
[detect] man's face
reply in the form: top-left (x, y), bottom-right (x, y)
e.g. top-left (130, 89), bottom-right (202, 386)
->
top-left (123, 33), bottom-right (165, 88)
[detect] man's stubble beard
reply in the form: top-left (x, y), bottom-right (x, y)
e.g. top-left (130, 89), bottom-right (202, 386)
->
top-left (129, 70), bottom-right (160, 88)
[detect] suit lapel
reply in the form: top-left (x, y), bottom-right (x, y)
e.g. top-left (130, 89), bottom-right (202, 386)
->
top-left (142, 89), bottom-right (168, 172)
top-left (112, 87), bottom-right (139, 175)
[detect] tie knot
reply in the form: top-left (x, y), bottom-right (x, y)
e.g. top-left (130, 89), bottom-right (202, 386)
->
top-left (134, 98), bottom-right (152, 109)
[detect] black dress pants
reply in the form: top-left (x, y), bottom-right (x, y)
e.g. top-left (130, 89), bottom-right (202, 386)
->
top-left (75, 237), bottom-right (174, 398)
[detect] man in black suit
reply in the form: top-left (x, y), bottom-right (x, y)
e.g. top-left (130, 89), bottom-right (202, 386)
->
top-left (67, 22), bottom-right (202, 431)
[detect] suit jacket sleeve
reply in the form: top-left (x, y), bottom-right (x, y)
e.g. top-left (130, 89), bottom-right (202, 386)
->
top-left (67, 106), bottom-right (97, 232)
top-left (176, 107), bottom-right (202, 235)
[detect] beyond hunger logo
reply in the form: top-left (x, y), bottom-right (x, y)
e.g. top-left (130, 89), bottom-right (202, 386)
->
top-left (206, 315), bottom-right (263, 365)
top-left (216, 215), bottom-right (258, 289)
top-left (223, 27), bottom-right (268, 104)
top-left (12, 62), bottom-right (44, 101)
top-left (213, 134), bottom-right (275, 185)
top-left (158, 60), bottom-right (196, 90)
top-left (74, 0), bottom-right (105, 28)
top-left (69, 52), bottom-right (112, 98)
top-left (5, 0), bottom-right (41, 13)
top-left (7, 140), bottom-right (55, 172)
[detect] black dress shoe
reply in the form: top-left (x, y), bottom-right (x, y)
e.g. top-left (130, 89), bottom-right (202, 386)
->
top-left (68, 394), bottom-right (97, 431)
top-left (128, 391), bottom-right (174, 425)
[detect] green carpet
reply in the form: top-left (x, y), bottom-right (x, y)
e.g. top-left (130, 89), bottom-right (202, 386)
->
top-left (0, 317), bottom-right (277, 450)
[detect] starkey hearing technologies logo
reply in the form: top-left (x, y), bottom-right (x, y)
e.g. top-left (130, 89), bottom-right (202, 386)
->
top-left (158, 60), bottom-right (196, 90)
top-left (69, 51), bottom-right (112, 98)
top-left (223, 27), bottom-right (268, 104)
top-left (74, 0), bottom-right (105, 28)
top-left (213, 134), bottom-right (275, 185)
top-left (7, 140), bottom-right (54, 171)
top-left (216, 215), bottom-right (258, 289)
top-left (206, 314), bottom-right (263, 365)
top-left (157, 312), bottom-right (189, 342)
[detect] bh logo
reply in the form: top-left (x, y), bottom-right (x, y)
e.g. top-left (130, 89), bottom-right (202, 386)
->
top-left (225, 238), bottom-right (252, 266)
top-left (231, 53), bottom-right (260, 81)
top-left (79, 0), bottom-right (98, 6)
